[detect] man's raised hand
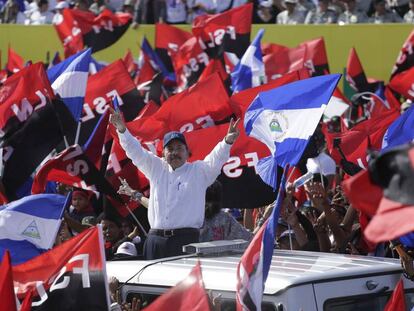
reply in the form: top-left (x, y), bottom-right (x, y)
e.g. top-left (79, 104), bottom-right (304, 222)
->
top-left (225, 118), bottom-right (240, 145)
top-left (117, 177), bottom-right (134, 196)
top-left (109, 106), bottom-right (126, 133)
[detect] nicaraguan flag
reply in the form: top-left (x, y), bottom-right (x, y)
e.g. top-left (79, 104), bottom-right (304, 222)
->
top-left (0, 194), bottom-right (67, 265)
top-left (47, 48), bottom-right (91, 121)
top-left (382, 105), bottom-right (414, 151)
top-left (236, 170), bottom-right (287, 311)
top-left (244, 74), bottom-right (341, 189)
top-left (231, 29), bottom-right (266, 94)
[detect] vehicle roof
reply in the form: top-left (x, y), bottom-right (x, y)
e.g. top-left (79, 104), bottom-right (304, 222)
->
top-left (106, 249), bottom-right (402, 295)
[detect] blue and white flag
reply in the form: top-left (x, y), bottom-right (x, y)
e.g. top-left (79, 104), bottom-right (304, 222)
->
top-left (0, 194), bottom-right (67, 265)
top-left (382, 105), bottom-right (414, 151)
top-left (244, 74), bottom-right (341, 189)
top-left (47, 48), bottom-right (91, 121)
top-left (231, 29), bottom-right (266, 94)
top-left (237, 170), bottom-right (287, 311)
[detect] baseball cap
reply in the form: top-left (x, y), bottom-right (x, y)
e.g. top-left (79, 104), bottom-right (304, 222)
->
top-left (115, 242), bottom-right (137, 257)
top-left (306, 153), bottom-right (337, 176)
top-left (163, 131), bottom-right (187, 148)
top-left (55, 1), bottom-right (68, 9)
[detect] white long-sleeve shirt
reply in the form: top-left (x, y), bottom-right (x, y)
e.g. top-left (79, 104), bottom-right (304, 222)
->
top-left (119, 129), bottom-right (231, 230)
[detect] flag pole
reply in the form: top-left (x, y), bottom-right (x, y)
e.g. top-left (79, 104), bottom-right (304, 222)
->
top-left (123, 203), bottom-right (148, 237)
top-left (278, 164), bottom-right (291, 250)
top-left (74, 121), bottom-right (82, 145)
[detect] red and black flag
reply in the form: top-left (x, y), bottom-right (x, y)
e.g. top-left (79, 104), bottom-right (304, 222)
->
top-left (31, 110), bottom-right (125, 210)
top-left (192, 3), bottom-right (253, 60)
top-left (137, 72), bottom-right (170, 105)
top-left (325, 107), bottom-right (400, 169)
top-left (78, 59), bottom-right (145, 146)
top-left (263, 38), bottom-right (329, 80)
top-left (12, 226), bottom-right (110, 311)
top-left (31, 143), bottom-right (122, 204)
top-left (198, 58), bottom-right (230, 93)
top-left (184, 123), bottom-right (273, 209)
top-left (346, 47), bottom-right (380, 93)
top-left (127, 72), bottom-right (232, 141)
top-left (6, 46), bottom-right (24, 74)
top-left (122, 49), bottom-right (138, 79)
top-left (154, 23), bottom-right (192, 76)
top-left (263, 44), bottom-right (307, 82)
top-left (54, 8), bottom-right (132, 58)
top-left (391, 29), bottom-right (414, 79)
top-left (171, 36), bottom-right (210, 90)
top-left (300, 37), bottom-right (330, 77)
top-left (389, 65), bottom-right (414, 99)
top-left (1, 96), bottom-right (76, 201)
top-left (0, 63), bottom-right (54, 143)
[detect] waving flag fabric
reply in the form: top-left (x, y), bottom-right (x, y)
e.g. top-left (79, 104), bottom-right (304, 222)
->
top-left (382, 105), bottom-right (414, 151)
top-left (12, 226), bottom-right (110, 310)
top-left (384, 279), bottom-right (406, 311)
top-left (192, 3), bottom-right (253, 59)
top-left (391, 29), bottom-right (414, 79)
top-left (144, 261), bottom-right (210, 311)
top-left (6, 47), bottom-right (24, 74)
top-left (0, 194), bottom-right (66, 265)
top-left (231, 29), bottom-right (266, 93)
top-left (0, 251), bottom-right (17, 311)
top-left (244, 74), bottom-right (341, 189)
top-left (236, 170), bottom-right (287, 311)
top-left (54, 8), bottom-right (132, 57)
top-left (0, 62), bottom-right (55, 144)
top-left (155, 23), bottom-right (192, 75)
top-left (141, 37), bottom-right (175, 82)
top-left (47, 49), bottom-right (91, 121)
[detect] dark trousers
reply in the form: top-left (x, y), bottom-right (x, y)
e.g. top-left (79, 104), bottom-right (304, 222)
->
top-left (144, 229), bottom-right (199, 260)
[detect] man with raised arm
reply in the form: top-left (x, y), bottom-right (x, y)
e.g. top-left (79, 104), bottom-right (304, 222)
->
top-left (110, 108), bottom-right (240, 259)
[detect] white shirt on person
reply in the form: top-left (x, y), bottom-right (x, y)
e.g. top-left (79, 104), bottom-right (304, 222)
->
top-left (404, 10), bottom-right (414, 22)
top-left (119, 129), bottom-right (231, 230)
top-left (166, 0), bottom-right (187, 23)
top-left (277, 9), bottom-right (306, 24)
top-left (215, 0), bottom-right (248, 13)
top-left (29, 9), bottom-right (54, 24)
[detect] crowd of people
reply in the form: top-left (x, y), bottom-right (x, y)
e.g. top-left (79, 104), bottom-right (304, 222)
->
top-left (2, 0), bottom-right (414, 25)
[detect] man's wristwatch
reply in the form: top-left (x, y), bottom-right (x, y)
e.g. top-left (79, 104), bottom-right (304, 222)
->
top-left (130, 191), bottom-right (143, 202)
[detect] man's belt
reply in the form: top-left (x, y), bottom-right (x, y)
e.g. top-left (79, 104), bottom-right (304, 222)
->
top-left (149, 228), bottom-right (199, 238)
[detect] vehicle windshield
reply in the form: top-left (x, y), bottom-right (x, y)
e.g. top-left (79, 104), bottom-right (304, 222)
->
top-left (324, 290), bottom-right (414, 311)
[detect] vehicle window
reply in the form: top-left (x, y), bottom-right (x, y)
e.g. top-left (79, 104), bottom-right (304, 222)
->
top-left (126, 292), bottom-right (159, 309)
top-left (324, 290), bottom-right (414, 311)
top-left (218, 299), bottom-right (276, 311)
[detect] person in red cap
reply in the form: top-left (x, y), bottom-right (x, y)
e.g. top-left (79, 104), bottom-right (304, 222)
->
top-left (109, 108), bottom-right (240, 259)
top-left (68, 189), bottom-right (96, 222)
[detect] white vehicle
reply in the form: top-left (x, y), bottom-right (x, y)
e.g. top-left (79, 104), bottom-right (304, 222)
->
top-left (106, 241), bottom-right (414, 310)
